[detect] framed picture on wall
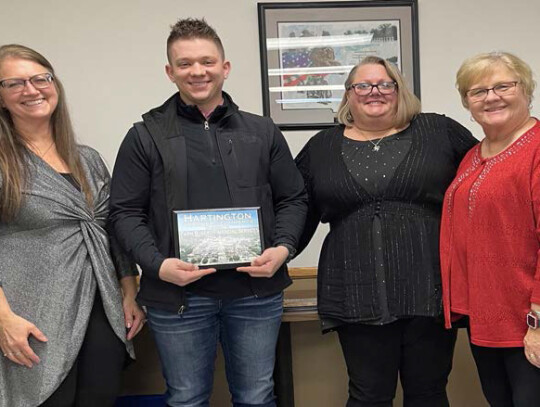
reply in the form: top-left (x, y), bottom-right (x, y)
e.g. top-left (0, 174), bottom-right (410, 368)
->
top-left (258, 0), bottom-right (420, 130)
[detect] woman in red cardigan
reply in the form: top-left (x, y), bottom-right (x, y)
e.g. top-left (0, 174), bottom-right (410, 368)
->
top-left (440, 52), bottom-right (540, 406)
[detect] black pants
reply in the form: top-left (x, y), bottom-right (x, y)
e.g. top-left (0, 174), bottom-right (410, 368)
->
top-left (40, 293), bottom-right (126, 407)
top-left (337, 317), bottom-right (457, 407)
top-left (470, 343), bottom-right (540, 407)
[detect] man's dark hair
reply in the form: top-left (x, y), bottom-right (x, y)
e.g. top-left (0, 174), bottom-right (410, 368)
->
top-left (167, 18), bottom-right (225, 62)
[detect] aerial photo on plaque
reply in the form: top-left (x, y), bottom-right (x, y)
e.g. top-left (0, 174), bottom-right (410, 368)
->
top-left (174, 207), bottom-right (263, 268)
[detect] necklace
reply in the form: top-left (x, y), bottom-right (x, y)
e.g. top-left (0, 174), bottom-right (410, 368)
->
top-left (367, 138), bottom-right (384, 152)
top-left (27, 139), bottom-right (55, 158)
top-left (356, 133), bottom-right (386, 152)
top-left (349, 126), bottom-right (394, 152)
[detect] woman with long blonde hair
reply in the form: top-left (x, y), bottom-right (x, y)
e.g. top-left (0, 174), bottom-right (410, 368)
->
top-left (0, 44), bottom-right (144, 407)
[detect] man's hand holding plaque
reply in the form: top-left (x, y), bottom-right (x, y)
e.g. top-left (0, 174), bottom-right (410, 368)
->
top-left (236, 246), bottom-right (289, 278)
top-left (158, 258), bottom-right (217, 287)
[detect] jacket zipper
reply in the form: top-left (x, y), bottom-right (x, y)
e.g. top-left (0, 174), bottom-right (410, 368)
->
top-left (204, 120), bottom-right (217, 165)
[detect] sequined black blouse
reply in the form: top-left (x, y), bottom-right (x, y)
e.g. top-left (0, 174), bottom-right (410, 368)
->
top-left (295, 113), bottom-right (478, 331)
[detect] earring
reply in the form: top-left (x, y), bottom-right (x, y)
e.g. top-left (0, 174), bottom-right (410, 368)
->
top-left (470, 116), bottom-right (475, 122)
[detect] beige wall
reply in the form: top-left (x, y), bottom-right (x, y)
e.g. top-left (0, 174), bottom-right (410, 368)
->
top-left (3, 1), bottom-right (538, 405)
top-left (2, 0), bottom-right (539, 168)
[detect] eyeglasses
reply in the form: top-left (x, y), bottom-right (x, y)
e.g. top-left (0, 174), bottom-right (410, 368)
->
top-left (0, 73), bottom-right (54, 94)
top-left (347, 81), bottom-right (397, 96)
top-left (466, 81), bottom-right (519, 102)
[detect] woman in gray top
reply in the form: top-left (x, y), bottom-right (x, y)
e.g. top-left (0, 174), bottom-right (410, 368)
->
top-left (0, 44), bottom-right (145, 406)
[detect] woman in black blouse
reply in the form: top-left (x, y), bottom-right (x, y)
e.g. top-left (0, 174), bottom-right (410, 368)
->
top-left (295, 56), bottom-right (477, 407)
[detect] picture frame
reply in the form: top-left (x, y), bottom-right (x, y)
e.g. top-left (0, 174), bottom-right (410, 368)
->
top-left (258, 0), bottom-right (420, 130)
top-left (172, 207), bottom-right (264, 270)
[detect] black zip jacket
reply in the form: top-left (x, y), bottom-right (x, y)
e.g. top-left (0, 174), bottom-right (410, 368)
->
top-left (109, 92), bottom-right (308, 312)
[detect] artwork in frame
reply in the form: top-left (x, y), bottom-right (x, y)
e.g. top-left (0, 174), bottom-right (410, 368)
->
top-left (258, 0), bottom-right (419, 130)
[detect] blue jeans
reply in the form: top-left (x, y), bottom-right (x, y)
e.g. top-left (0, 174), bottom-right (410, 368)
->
top-left (146, 292), bottom-right (283, 407)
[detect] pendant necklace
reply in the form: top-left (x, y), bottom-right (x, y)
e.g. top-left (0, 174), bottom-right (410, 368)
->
top-left (367, 138), bottom-right (384, 152)
top-left (352, 126), bottom-right (387, 152)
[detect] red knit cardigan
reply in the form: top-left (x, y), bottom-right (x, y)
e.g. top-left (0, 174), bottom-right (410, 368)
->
top-left (440, 119), bottom-right (540, 347)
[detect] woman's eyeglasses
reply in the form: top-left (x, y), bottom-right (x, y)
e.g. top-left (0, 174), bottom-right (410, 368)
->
top-left (0, 73), bottom-right (54, 94)
top-left (347, 82), bottom-right (397, 96)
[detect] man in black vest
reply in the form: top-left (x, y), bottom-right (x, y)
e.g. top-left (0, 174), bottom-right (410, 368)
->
top-left (109, 18), bottom-right (307, 407)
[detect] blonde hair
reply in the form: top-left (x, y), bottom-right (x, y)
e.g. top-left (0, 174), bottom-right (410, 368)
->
top-left (336, 56), bottom-right (421, 128)
top-left (0, 44), bottom-right (92, 221)
top-left (456, 51), bottom-right (536, 109)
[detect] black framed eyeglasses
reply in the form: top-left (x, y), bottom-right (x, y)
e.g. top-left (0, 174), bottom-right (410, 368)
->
top-left (466, 81), bottom-right (519, 102)
top-left (347, 81), bottom-right (397, 96)
top-left (0, 73), bottom-right (54, 94)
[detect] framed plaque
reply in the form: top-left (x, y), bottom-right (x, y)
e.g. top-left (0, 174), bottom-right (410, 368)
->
top-left (173, 207), bottom-right (264, 269)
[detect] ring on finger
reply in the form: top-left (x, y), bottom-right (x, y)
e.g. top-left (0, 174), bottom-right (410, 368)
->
top-left (530, 353), bottom-right (536, 359)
